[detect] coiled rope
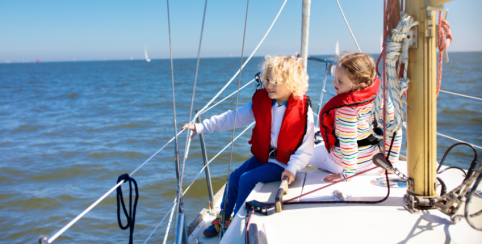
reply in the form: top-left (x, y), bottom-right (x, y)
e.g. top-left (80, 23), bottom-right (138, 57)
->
top-left (371, 13), bottom-right (418, 139)
top-left (116, 174), bottom-right (139, 244)
top-left (436, 11), bottom-right (452, 97)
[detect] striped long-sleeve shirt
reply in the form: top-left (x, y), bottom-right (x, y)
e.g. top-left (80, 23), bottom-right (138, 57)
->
top-left (330, 98), bottom-right (403, 179)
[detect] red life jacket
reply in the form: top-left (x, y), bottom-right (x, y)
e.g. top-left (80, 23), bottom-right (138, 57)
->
top-left (249, 89), bottom-right (310, 164)
top-left (319, 78), bottom-right (381, 151)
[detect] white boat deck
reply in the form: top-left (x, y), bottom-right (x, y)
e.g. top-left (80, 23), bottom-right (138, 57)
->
top-left (189, 161), bottom-right (482, 244)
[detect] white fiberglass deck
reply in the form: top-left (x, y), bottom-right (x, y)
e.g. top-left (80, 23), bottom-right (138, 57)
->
top-left (189, 161), bottom-right (482, 244)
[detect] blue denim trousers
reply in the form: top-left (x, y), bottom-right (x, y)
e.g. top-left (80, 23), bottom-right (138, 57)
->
top-left (219, 156), bottom-right (285, 217)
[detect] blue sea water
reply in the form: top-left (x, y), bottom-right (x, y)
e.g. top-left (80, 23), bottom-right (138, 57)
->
top-left (0, 52), bottom-right (481, 243)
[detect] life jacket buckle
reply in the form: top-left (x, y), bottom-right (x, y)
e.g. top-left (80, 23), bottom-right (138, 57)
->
top-left (269, 146), bottom-right (277, 159)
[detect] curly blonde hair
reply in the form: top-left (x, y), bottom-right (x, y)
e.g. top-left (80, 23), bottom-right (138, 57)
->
top-left (260, 55), bottom-right (309, 99)
top-left (338, 53), bottom-right (376, 90)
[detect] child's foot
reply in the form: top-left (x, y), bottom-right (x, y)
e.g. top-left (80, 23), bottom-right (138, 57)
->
top-left (203, 214), bottom-right (233, 238)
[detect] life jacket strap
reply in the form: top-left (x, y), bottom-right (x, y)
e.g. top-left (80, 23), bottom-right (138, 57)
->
top-left (334, 134), bottom-right (381, 148)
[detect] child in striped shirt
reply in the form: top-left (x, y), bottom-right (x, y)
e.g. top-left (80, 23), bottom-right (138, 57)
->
top-left (309, 53), bottom-right (402, 182)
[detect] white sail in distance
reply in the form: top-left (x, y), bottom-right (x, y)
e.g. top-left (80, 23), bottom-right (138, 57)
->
top-left (145, 45), bottom-right (151, 62)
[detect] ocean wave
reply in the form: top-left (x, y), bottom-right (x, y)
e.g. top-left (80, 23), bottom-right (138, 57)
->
top-left (87, 151), bottom-right (145, 159)
top-left (67, 92), bottom-right (78, 98)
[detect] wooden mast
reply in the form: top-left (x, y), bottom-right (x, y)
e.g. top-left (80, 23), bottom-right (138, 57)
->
top-left (405, 0), bottom-right (450, 202)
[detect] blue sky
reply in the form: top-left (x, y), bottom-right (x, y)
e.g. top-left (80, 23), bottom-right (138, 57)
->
top-left (1, 0), bottom-right (480, 63)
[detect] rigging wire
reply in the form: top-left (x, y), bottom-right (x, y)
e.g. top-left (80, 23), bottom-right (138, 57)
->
top-left (439, 89), bottom-right (482, 101)
top-left (402, 122), bottom-right (482, 151)
top-left (336, 0), bottom-right (361, 52)
top-left (220, 0), bottom-right (250, 238)
top-left (183, 122), bottom-right (255, 195)
top-left (165, 0), bottom-right (184, 242)
top-left (142, 198), bottom-right (177, 244)
top-left (166, 0), bottom-right (181, 193)
top-left (195, 0), bottom-right (288, 117)
top-left (143, 122), bottom-right (255, 243)
top-left (174, 0), bottom-right (209, 242)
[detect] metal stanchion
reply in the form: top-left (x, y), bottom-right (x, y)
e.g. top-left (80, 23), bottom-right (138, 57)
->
top-left (196, 111), bottom-right (215, 212)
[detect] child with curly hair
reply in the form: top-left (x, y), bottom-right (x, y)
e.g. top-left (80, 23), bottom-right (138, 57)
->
top-left (183, 55), bottom-right (314, 237)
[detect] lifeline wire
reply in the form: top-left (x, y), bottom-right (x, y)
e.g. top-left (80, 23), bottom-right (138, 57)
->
top-left (221, 0), bottom-right (250, 237)
top-left (144, 123), bottom-right (255, 243)
top-left (402, 122), bottom-right (482, 151)
top-left (47, 133), bottom-right (183, 244)
top-left (162, 198), bottom-right (177, 244)
top-left (183, 122), bottom-right (255, 196)
top-left (336, 0), bottom-right (361, 52)
top-left (439, 90), bottom-right (482, 101)
top-left (45, 1), bottom-right (288, 241)
top-left (142, 198), bottom-right (176, 244)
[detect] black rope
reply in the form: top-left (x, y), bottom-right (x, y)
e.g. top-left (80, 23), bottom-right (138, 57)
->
top-left (436, 142), bottom-right (478, 182)
top-left (116, 173), bottom-right (139, 244)
top-left (438, 166), bottom-right (467, 177)
top-left (436, 177), bottom-right (447, 196)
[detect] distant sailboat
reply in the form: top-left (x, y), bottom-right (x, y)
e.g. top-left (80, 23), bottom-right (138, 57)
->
top-left (335, 41), bottom-right (340, 57)
top-left (144, 46), bottom-right (151, 62)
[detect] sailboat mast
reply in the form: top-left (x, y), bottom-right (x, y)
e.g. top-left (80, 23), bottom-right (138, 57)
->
top-left (301, 0), bottom-right (311, 71)
top-left (405, 0), bottom-right (440, 199)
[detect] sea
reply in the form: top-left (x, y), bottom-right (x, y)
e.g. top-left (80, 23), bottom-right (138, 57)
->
top-left (1, 52), bottom-right (481, 243)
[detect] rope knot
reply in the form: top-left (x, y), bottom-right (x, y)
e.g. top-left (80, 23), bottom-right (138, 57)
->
top-left (116, 173), bottom-right (139, 244)
top-left (117, 173), bottom-right (131, 183)
top-left (436, 11), bottom-right (453, 97)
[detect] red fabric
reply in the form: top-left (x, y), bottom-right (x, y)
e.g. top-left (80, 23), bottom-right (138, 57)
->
top-left (376, 0), bottom-right (402, 77)
top-left (249, 89), bottom-right (309, 164)
top-left (436, 11), bottom-right (452, 97)
top-left (319, 78), bottom-right (381, 151)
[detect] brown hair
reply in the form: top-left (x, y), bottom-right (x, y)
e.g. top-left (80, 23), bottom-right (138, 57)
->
top-left (338, 53), bottom-right (376, 90)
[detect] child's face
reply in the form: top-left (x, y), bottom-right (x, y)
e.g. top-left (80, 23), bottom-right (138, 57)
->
top-left (333, 65), bottom-right (354, 95)
top-left (264, 71), bottom-right (292, 103)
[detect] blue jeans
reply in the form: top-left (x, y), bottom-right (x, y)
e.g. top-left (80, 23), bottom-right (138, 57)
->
top-left (219, 156), bottom-right (285, 217)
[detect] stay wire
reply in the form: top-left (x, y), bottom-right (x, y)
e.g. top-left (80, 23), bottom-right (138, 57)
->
top-left (181, 0), bottom-right (208, 191)
top-left (174, 1), bottom-right (209, 242)
top-left (220, 0), bottom-right (250, 238)
top-left (166, 0), bottom-right (184, 242)
top-left (336, 0), bottom-right (361, 52)
top-left (166, 0), bottom-right (181, 190)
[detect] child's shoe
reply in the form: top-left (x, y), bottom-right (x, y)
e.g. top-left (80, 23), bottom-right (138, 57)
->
top-left (203, 214), bottom-right (233, 237)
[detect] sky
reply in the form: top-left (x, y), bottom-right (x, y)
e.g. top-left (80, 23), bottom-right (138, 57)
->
top-left (1, 0), bottom-right (480, 63)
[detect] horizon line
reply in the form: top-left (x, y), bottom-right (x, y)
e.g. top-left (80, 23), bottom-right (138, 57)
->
top-left (3, 50), bottom-right (481, 64)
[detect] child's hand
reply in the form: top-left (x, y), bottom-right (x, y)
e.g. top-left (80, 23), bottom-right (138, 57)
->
top-left (324, 174), bottom-right (342, 182)
top-left (378, 168), bottom-right (394, 176)
top-left (181, 124), bottom-right (198, 139)
top-left (281, 170), bottom-right (295, 184)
